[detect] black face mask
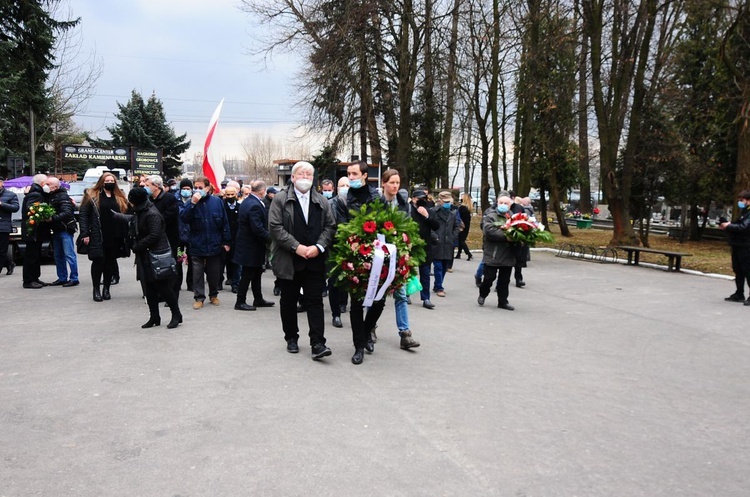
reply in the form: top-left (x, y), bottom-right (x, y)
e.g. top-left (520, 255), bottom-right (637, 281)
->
top-left (416, 199), bottom-right (427, 207)
top-left (103, 183), bottom-right (116, 192)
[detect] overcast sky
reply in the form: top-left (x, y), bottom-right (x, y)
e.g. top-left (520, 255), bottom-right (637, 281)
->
top-left (66, 0), bottom-right (304, 162)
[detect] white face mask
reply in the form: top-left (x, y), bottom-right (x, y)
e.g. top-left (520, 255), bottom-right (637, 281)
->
top-left (295, 178), bottom-right (313, 193)
top-left (338, 187), bottom-right (349, 198)
top-left (42, 185), bottom-right (51, 194)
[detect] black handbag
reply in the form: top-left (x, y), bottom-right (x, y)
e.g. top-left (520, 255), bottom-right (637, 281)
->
top-left (75, 234), bottom-right (89, 255)
top-left (147, 248), bottom-right (177, 281)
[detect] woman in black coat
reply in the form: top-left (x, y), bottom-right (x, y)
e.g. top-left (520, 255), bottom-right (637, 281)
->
top-left (127, 188), bottom-right (182, 329)
top-left (78, 172), bottom-right (130, 302)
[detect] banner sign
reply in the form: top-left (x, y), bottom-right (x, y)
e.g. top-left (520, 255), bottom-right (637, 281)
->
top-left (131, 148), bottom-right (163, 175)
top-left (62, 145), bottom-right (129, 163)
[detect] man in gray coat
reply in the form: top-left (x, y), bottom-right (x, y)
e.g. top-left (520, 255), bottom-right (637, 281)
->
top-left (269, 161), bottom-right (336, 360)
top-left (478, 194), bottom-right (518, 310)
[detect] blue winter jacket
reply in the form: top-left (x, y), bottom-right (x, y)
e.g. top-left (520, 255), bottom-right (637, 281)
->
top-left (179, 193), bottom-right (231, 256)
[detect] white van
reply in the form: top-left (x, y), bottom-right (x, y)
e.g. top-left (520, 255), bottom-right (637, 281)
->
top-left (82, 166), bottom-right (127, 183)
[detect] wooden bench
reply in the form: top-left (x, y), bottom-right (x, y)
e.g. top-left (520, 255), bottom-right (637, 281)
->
top-left (616, 246), bottom-right (692, 272)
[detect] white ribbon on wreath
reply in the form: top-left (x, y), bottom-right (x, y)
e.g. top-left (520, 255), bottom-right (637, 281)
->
top-left (363, 234), bottom-right (398, 307)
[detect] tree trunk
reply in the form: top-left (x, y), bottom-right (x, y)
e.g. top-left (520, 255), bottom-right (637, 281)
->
top-left (439, 0), bottom-right (462, 188)
top-left (577, 0), bottom-right (592, 214)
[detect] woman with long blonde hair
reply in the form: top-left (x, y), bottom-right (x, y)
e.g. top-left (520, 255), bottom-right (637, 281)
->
top-left (79, 173), bottom-right (131, 302)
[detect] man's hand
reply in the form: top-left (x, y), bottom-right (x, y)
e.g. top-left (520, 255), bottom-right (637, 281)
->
top-left (305, 245), bottom-right (320, 258)
top-left (191, 192), bottom-right (201, 204)
top-left (223, 245), bottom-right (230, 252)
top-left (417, 206), bottom-right (429, 218)
top-left (719, 222), bottom-right (730, 230)
top-left (83, 237), bottom-right (90, 245)
top-left (295, 244), bottom-right (309, 258)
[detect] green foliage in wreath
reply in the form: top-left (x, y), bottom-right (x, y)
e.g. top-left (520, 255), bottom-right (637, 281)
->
top-left (329, 199), bottom-right (426, 301)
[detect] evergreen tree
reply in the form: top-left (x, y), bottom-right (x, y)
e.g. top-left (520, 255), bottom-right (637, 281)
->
top-left (95, 90), bottom-right (190, 178)
top-left (0, 0), bottom-right (77, 169)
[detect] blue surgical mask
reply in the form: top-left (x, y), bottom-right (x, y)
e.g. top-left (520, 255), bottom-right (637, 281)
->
top-left (497, 204), bottom-right (510, 214)
top-left (143, 186), bottom-right (152, 197)
top-left (322, 191), bottom-right (333, 199)
top-left (349, 179), bottom-right (363, 189)
top-left (338, 187), bottom-right (349, 197)
top-left (739, 201), bottom-right (747, 210)
top-left (442, 202), bottom-right (451, 209)
top-left (180, 190), bottom-right (192, 198)
top-left (195, 189), bottom-right (205, 198)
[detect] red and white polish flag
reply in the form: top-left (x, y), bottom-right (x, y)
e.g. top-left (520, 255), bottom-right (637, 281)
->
top-left (202, 98), bottom-right (226, 190)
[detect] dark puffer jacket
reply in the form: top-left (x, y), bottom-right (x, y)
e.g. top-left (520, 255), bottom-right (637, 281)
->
top-left (21, 183), bottom-right (49, 241)
top-left (48, 188), bottom-right (76, 234)
top-left (0, 187), bottom-right (20, 233)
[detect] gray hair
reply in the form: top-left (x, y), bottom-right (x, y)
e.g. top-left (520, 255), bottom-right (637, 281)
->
top-left (291, 161), bottom-right (314, 175)
top-left (320, 179), bottom-right (334, 188)
top-left (227, 180), bottom-right (241, 190)
top-left (147, 175), bottom-right (164, 188)
top-left (46, 177), bottom-right (61, 188)
top-left (33, 174), bottom-right (47, 185)
top-left (251, 180), bottom-right (267, 193)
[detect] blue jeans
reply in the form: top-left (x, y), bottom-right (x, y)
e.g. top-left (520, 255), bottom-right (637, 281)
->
top-left (53, 231), bottom-right (78, 282)
top-left (419, 263), bottom-right (431, 301)
top-left (433, 259), bottom-right (450, 291)
top-left (393, 286), bottom-right (409, 332)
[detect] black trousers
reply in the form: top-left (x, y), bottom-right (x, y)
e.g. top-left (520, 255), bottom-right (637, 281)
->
top-left (327, 277), bottom-right (348, 317)
top-left (456, 231), bottom-right (471, 258)
top-left (22, 240), bottom-right (43, 284)
top-left (145, 278), bottom-right (180, 320)
top-left (279, 268), bottom-right (326, 346)
top-left (479, 265), bottom-right (512, 304)
top-left (731, 247), bottom-right (750, 296)
top-left (349, 295), bottom-right (386, 349)
top-left (0, 232), bottom-right (10, 270)
top-left (91, 247), bottom-right (118, 289)
top-left (236, 265), bottom-right (264, 304)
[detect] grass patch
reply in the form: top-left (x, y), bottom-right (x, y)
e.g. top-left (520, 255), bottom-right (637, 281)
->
top-left (465, 221), bottom-right (732, 276)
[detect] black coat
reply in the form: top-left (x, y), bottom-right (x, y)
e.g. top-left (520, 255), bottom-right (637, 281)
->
top-left (21, 183), bottom-right (49, 241)
top-left (0, 187), bottom-right (20, 233)
top-left (411, 204), bottom-right (440, 264)
top-left (151, 190), bottom-right (180, 250)
top-left (725, 208), bottom-right (750, 247)
top-left (48, 188), bottom-right (75, 234)
top-left (79, 193), bottom-right (129, 260)
top-left (430, 206), bottom-right (460, 260)
top-left (337, 184), bottom-right (380, 223)
top-left (130, 203), bottom-right (170, 282)
top-left (233, 194), bottom-right (269, 267)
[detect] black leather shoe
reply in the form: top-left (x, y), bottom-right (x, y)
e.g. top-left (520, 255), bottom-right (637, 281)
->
top-left (93, 287), bottom-right (103, 302)
top-left (332, 316), bottom-right (343, 328)
top-left (370, 326), bottom-right (378, 343)
top-left (110, 276), bottom-right (119, 285)
top-left (477, 296), bottom-right (485, 306)
top-left (6, 262), bottom-right (15, 275)
top-left (234, 303), bottom-right (257, 311)
top-left (141, 317), bottom-right (161, 328)
top-left (23, 281), bottom-right (43, 289)
top-left (253, 299), bottom-right (275, 307)
top-left (311, 343), bottom-right (332, 360)
top-left (364, 341), bottom-right (374, 354)
top-left (516, 280), bottom-right (526, 288)
top-left (725, 294), bottom-right (745, 302)
top-left (498, 302), bottom-right (515, 311)
top-left (36, 280), bottom-right (49, 287)
top-left (62, 280), bottom-right (79, 287)
top-left (231, 286), bottom-right (238, 294)
top-left (422, 300), bottom-right (435, 309)
top-left (102, 287), bottom-right (111, 300)
top-left (744, 299), bottom-right (750, 307)
top-left (351, 348), bottom-right (364, 365)
top-left (50, 279), bottom-right (67, 286)
top-left (273, 286), bottom-right (281, 296)
top-left (287, 341), bottom-right (299, 354)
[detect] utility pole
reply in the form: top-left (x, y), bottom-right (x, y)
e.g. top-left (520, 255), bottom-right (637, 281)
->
top-left (29, 108), bottom-right (36, 175)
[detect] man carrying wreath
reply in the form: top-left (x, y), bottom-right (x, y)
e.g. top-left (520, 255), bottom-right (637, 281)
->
top-left (269, 161), bottom-right (336, 360)
top-left (336, 160), bottom-right (387, 365)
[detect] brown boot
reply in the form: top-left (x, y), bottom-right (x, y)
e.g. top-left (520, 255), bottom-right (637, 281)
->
top-left (399, 330), bottom-right (420, 349)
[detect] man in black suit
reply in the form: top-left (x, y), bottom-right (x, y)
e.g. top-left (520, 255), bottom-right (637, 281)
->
top-left (269, 162), bottom-right (336, 360)
top-left (233, 180), bottom-right (274, 311)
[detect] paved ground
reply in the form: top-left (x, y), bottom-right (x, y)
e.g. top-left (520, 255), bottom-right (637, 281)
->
top-left (1, 251), bottom-right (748, 496)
